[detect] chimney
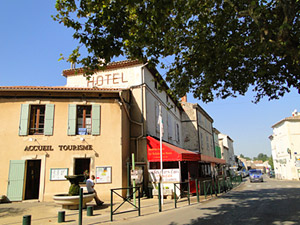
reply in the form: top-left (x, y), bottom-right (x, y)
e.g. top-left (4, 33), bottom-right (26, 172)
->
top-left (181, 95), bottom-right (187, 102)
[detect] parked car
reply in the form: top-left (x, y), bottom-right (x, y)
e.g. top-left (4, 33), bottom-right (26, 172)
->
top-left (249, 169), bottom-right (263, 182)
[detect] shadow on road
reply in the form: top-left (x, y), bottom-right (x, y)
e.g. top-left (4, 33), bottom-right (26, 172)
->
top-left (174, 187), bottom-right (300, 225)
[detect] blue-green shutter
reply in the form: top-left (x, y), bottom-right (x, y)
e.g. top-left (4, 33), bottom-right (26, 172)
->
top-left (7, 160), bottom-right (25, 201)
top-left (68, 104), bottom-right (77, 135)
top-left (92, 104), bottom-right (101, 135)
top-left (44, 104), bottom-right (54, 136)
top-left (19, 104), bottom-right (29, 136)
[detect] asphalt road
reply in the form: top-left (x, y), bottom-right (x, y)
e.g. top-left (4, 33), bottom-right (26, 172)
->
top-left (113, 175), bottom-right (300, 225)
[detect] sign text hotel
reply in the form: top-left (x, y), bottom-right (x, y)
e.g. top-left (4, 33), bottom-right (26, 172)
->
top-left (87, 72), bottom-right (128, 87)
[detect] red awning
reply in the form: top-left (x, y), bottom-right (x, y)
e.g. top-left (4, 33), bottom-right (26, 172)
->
top-left (147, 136), bottom-right (200, 162)
top-left (200, 154), bottom-right (226, 164)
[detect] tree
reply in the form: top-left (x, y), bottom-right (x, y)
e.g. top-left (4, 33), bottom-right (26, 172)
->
top-left (268, 155), bottom-right (274, 170)
top-left (53, 0), bottom-right (300, 103)
top-left (239, 154), bottom-right (252, 160)
top-left (253, 153), bottom-right (269, 162)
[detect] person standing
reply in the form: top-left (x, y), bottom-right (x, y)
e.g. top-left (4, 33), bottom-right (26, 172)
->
top-left (86, 175), bottom-right (104, 206)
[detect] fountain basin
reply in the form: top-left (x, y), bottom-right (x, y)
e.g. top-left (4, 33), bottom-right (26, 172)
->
top-left (53, 193), bottom-right (95, 210)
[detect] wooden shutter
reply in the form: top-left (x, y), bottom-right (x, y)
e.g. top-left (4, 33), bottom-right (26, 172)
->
top-left (92, 104), bottom-right (101, 135)
top-left (44, 104), bottom-right (54, 136)
top-left (19, 104), bottom-right (29, 136)
top-left (68, 104), bottom-right (77, 135)
top-left (7, 160), bottom-right (25, 201)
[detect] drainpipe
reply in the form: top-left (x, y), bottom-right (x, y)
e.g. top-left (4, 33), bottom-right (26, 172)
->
top-left (119, 91), bottom-right (144, 156)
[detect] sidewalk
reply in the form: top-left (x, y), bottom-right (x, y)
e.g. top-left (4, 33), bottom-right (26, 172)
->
top-left (0, 194), bottom-right (220, 225)
top-left (0, 180), bottom-right (245, 225)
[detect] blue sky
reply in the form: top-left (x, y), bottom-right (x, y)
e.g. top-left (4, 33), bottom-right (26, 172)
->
top-left (1, 1), bottom-right (299, 158)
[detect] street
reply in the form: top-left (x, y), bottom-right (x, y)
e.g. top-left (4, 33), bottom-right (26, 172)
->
top-left (113, 175), bottom-right (300, 225)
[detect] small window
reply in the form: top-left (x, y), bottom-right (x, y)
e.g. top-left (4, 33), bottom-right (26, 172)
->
top-left (29, 105), bottom-right (45, 135)
top-left (77, 105), bottom-right (92, 135)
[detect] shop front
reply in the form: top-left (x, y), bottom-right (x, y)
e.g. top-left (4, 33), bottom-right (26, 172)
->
top-left (147, 136), bottom-right (226, 195)
top-left (147, 136), bottom-right (201, 195)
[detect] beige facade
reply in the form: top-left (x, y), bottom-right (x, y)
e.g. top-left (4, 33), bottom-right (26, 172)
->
top-left (181, 101), bottom-right (214, 157)
top-left (0, 88), bottom-right (131, 201)
top-left (218, 133), bottom-right (235, 166)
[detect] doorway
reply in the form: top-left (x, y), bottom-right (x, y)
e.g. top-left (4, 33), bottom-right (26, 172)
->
top-left (74, 158), bottom-right (91, 176)
top-left (25, 160), bottom-right (41, 200)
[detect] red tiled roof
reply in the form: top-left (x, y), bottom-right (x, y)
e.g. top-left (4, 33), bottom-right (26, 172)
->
top-left (62, 59), bottom-right (143, 76)
top-left (0, 86), bottom-right (127, 92)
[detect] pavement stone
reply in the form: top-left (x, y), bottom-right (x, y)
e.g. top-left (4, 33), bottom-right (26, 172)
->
top-left (0, 183), bottom-right (243, 225)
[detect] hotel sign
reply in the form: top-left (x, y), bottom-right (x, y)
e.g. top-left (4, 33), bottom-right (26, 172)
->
top-left (24, 145), bottom-right (93, 151)
top-left (87, 72), bottom-right (128, 87)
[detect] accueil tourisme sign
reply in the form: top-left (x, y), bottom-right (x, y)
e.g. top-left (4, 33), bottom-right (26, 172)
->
top-left (24, 145), bottom-right (94, 151)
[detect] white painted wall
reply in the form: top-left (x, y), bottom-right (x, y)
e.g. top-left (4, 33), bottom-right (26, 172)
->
top-left (143, 68), bottom-right (182, 147)
top-left (271, 119), bottom-right (300, 180)
top-left (65, 65), bottom-right (142, 88)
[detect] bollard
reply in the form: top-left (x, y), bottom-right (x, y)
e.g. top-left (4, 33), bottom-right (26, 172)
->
top-left (174, 183), bottom-right (177, 208)
top-left (158, 182), bottom-right (162, 212)
top-left (204, 181), bottom-right (207, 199)
top-left (58, 211), bottom-right (65, 223)
top-left (78, 188), bottom-right (83, 225)
top-left (138, 187), bottom-right (141, 216)
top-left (110, 190), bottom-right (113, 221)
top-left (87, 206), bottom-right (93, 216)
top-left (187, 182), bottom-right (190, 205)
top-left (22, 215), bottom-right (31, 225)
top-left (196, 179), bottom-right (199, 203)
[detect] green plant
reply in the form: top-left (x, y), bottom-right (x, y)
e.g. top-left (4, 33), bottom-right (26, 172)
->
top-left (68, 184), bottom-right (80, 196)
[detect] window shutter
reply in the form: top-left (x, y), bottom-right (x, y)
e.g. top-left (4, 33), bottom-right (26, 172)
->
top-left (44, 104), bottom-right (54, 136)
top-left (92, 104), bottom-right (101, 135)
top-left (19, 104), bottom-right (29, 136)
top-left (68, 104), bottom-right (77, 135)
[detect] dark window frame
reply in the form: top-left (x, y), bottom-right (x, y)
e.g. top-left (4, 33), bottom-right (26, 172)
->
top-left (76, 105), bottom-right (92, 135)
top-left (29, 105), bottom-right (45, 135)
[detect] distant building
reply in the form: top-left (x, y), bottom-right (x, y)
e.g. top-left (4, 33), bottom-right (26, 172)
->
top-left (218, 133), bottom-right (235, 167)
top-left (270, 113), bottom-right (300, 180)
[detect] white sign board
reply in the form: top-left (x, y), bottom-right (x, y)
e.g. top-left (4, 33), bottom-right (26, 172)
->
top-left (96, 166), bottom-right (112, 183)
top-left (131, 169), bottom-right (143, 184)
top-left (149, 169), bottom-right (180, 183)
top-left (50, 168), bottom-right (68, 181)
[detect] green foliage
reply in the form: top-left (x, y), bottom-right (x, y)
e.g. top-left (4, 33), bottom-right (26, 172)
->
top-left (253, 153), bottom-right (269, 162)
top-left (240, 154), bottom-right (252, 161)
top-left (268, 155), bottom-right (274, 170)
top-left (68, 184), bottom-right (80, 196)
top-left (53, 0), bottom-right (300, 103)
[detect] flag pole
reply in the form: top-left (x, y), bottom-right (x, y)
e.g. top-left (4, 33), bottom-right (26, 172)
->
top-left (159, 104), bottom-right (164, 205)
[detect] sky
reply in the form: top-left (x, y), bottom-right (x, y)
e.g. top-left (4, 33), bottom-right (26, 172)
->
top-left (1, 1), bottom-right (299, 158)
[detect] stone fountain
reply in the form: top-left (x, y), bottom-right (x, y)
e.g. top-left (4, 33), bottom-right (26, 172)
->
top-left (53, 175), bottom-right (95, 209)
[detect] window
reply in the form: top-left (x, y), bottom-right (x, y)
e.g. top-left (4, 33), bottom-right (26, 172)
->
top-left (77, 105), bottom-right (92, 135)
top-left (19, 104), bottom-right (54, 136)
top-left (175, 123), bottom-right (180, 142)
top-left (29, 105), bottom-right (45, 135)
top-left (68, 104), bottom-right (101, 136)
